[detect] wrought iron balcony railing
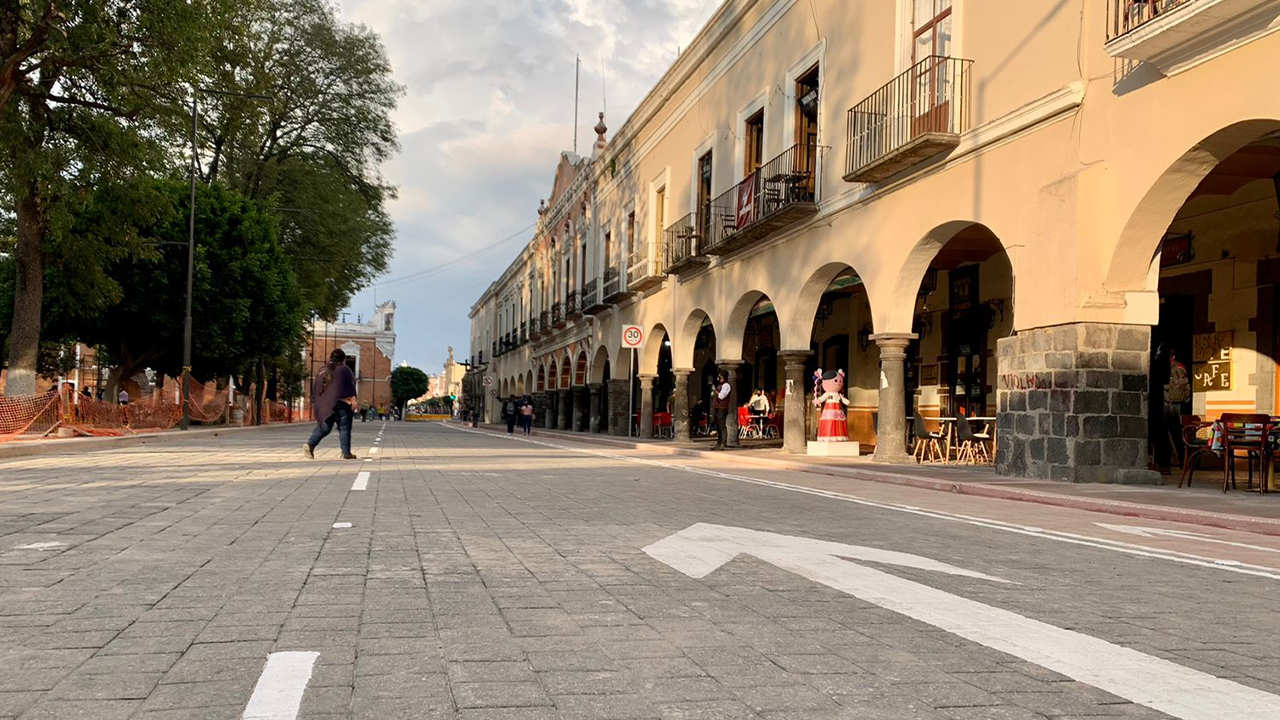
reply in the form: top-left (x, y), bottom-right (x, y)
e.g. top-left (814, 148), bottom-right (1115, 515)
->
top-left (538, 310), bottom-right (550, 336)
top-left (565, 289), bottom-right (581, 319)
top-left (602, 266), bottom-right (625, 301)
top-left (844, 56), bottom-right (972, 184)
top-left (581, 278), bottom-right (603, 313)
top-left (1107, 0), bottom-right (1196, 41)
top-left (552, 301), bottom-right (564, 327)
top-left (519, 322), bottom-right (527, 345)
top-left (702, 142), bottom-right (818, 256)
top-left (664, 212), bottom-right (709, 274)
top-left (627, 244), bottom-right (666, 292)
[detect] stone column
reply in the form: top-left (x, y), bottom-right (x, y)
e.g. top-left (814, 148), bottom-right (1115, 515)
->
top-left (779, 351), bottom-right (810, 454)
top-left (589, 384), bottom-right (604, 433)
top-left (638, 374), bottom-right (656, 439)
top-left (871, 334), bottom-right (915, 464)
top-left (607, 378), bottom-right (629, 436)
top-left (672, 370), bottom-right (692, 441)
top-left (572, 386), bottom-right (589, 431)
top-left (533, 392), bottom-right (547, 430)
top-left (559, 389), bottom-right (572, 430)
top-left (718, 361), bottom-right (743, 448)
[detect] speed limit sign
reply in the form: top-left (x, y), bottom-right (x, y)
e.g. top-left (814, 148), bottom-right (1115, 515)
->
top-left (622, 325), bottom-right (644, 348)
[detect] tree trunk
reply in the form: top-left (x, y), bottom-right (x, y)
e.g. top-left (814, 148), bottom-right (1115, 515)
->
top-left (5, 181), bottom-right (45, 396)
top-left (254, 358), bottom-right (266, 425)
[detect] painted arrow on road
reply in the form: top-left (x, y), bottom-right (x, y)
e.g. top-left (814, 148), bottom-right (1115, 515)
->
top-left (644, 523), bottom-right (1280, 720)
top-left (1096, 522), bottom-right (1280, 554)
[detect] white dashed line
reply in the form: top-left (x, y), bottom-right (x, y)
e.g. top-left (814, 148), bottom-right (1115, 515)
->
top-left (242, 651), bottom-right (318, 720)
top-left (351, 472), bottom-right (370, 491)
top-left (332, 522), bottom-right (353, 529)
top-left (369, 447), bottom-right (379, 455)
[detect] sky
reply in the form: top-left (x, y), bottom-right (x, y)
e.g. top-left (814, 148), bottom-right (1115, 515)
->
top-left (335, 0), bottom-right (724, 376)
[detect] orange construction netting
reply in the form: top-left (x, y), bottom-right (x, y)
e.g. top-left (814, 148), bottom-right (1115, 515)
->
top-left (0, 389), bottom-right (61, 439)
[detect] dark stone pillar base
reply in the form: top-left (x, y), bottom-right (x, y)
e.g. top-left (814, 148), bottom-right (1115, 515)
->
top-left (572, 386), bottom-right (589, 432)
top-left (559, 389), bottom-right (572, 431)
top-left (997, 323), bottom-right (1158, 484)
top-left (589, 385), bottom-right (604, 433)
top-left (545, 390), bottom-right (558, 430)
top-left (533, 392), bottom-right (548, 430)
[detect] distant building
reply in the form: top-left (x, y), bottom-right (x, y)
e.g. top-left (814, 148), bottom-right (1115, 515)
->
top-left (307, 302), bottom-right (396, 411)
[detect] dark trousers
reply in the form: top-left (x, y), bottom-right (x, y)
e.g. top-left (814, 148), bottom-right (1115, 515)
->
top-left (506, 415), bottom-right (516, 434)
top-left (1160, 402), bottom-right (1185, 469)
top-left (521, 415), bottom-right (533, 434)
top-left (712, 409), bottom-right (729, 448)
top-left (308, 403), bottom-right (353, 455)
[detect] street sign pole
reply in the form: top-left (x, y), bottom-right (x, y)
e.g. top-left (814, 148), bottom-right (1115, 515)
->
top-left (621, 325), bottom-right (643, 439)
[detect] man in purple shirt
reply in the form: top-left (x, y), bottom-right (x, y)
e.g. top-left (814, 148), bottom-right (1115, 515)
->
top-left (304, 349), bottom-right (359, 459)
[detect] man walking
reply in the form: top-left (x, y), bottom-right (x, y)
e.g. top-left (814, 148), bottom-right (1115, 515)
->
top-left (304, 349), bottom-right (359, 460)
top-left (504, 395), bottom-right (518, 434)
top-left (710, 370), bottom-right (732, 450)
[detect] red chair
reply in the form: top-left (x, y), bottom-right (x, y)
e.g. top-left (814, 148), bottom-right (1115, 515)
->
top-left (654, 412), bottom-right (673, 439)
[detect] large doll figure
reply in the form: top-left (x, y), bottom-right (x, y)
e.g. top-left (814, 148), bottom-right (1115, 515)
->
top-left (813, 369), bottom-right (850, 442)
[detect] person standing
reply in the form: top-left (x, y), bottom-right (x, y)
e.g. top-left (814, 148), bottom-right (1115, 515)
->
top-left (1162, 347), bottom-right (1191, 471)
top-left (710, 371), bottom-right (732, 450)
top-left (304, 349), bottom-right (358, 460)
top-left (504, 395), bottom-right (518, 434)
top-left (360, 402), bottom-right (369, 423)
top-left (520, 395), bottom-right (534, 435)
top-left (117, 388), bottom-right (130, 406)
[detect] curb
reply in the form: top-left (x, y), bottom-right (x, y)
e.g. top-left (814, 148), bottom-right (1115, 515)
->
top-left (456, 423), bottom-right (1280, 538)
top-left (0, 422), bottom-right (305, 460)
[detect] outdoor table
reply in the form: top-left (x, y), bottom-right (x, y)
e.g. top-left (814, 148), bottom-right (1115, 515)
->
top-left (907, 416), bottom-right (996, 462)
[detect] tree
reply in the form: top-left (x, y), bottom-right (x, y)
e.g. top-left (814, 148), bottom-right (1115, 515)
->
top-left (0, 0), bottom-right (234, 394)
top-left (28, 179), bottom-right (304, 399)
top-left (193, 0), bottom-right (401, 320)
top-left (391, 366), bottom-right (429, 415)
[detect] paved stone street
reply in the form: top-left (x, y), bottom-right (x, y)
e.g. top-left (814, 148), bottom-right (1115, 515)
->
top-left (3, 422), bottom-right (1280, 719)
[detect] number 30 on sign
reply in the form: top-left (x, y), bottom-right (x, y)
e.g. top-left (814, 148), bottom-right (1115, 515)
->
top-left (622, 325), bottom-right (644, 348)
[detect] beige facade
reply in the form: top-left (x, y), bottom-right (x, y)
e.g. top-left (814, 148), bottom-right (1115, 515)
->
top-left (470, 0), bottom-right (1280, 481)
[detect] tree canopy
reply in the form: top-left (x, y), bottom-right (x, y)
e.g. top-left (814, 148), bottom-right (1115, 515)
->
top-left (391, 365), bottom-right (429, 413)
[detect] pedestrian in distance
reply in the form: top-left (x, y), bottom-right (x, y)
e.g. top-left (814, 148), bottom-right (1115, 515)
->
top-left (504, 395), bottom-right (518, 434)
top-left (117, 388), bottom-right (130, 405)
top-left (360, 402), bottom-right (369, 423)
top-left (520, 395), bottom-right (534, 435)
top-left (710, 370), bottom-right (731, 450)
top-left (304, 349), bottom-right (359, 460)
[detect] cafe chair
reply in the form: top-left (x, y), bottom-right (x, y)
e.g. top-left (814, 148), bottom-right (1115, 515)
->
top-left (954, 414), bottom-right (991, 465)
top-left (1178, 415), bottom-right (1215, 488)
top-left (1220, 413), bottom-right (1272, 493)
top-left (912, 413), bottom-right (946, 463)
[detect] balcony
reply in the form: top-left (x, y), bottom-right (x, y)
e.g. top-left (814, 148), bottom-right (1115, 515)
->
top-left (844, 56), bottom-right (973, 184)
top-left (602, 267), bottom-right (627, 302)
top-left (627, 244), bottom-right (666, 292)
top-left (665, 212), bottom-right (711, 274)
top-left (492, 341), bottom-right (499, 358)
top-left (702, 142), bottom-right (819, 256)
top-left (1105, 0), bottom-right (1280, 73)
top-left (581, 278), bottom-right (605, 314)
top-left (565, 289), bottom-right (582, 320)
top-left (519, 322), bottom-right (528, 345)
top-left (537, 311), bottom-right (550, 338)
top-left (552, 301), bottom-right (564, 328)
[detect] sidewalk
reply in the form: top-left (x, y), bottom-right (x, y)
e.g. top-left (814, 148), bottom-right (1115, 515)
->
top-left (468, 422), bottom-right (1280, 536)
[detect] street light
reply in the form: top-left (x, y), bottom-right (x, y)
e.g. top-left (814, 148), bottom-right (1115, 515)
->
top-left (182, 86), bottom-right (273, 430)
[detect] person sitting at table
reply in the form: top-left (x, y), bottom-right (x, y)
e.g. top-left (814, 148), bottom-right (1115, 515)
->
top-left (747, 388), bottom-right (771, 419)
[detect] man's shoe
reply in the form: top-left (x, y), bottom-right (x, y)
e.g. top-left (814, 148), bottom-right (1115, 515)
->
top-left (303, 444), bottom-right (314, 459)
top-left (342, 453), bottom-right (358, 460)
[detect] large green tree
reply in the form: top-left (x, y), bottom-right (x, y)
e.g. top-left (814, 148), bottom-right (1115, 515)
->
top-left (0, 0), bottom-right (232, 394)
top-left (390, 365), bottom-right (429, 415)
top-left (193, 0), bottom-right (400, 320)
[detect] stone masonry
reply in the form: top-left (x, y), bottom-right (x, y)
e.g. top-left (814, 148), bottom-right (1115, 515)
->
top-left (996, 323), bottom-right (1158, 484)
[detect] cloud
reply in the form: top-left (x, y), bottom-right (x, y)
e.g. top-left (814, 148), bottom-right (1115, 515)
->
top-left (335, 0), bottom-right (722, 374)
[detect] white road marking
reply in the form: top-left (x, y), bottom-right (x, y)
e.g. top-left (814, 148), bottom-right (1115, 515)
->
top-left (351, 472), bottom-right (369, 491)
top-left (1097, 522), bottom-right (1280, 554)
top-left (444, 425), bottom-right (1280, 581)
top-left (15, 541), bottom-right (65, 551)
top-left (332, 522), bottom-right (353, 529)
top-left (242, 651), bottom-right (318, 720)
top-left (648, 524), bottom-right (1280, 720)
top-left (364, 458), bottom-right (373, 463)
top-left (369, 447), bottom-right (379, 455)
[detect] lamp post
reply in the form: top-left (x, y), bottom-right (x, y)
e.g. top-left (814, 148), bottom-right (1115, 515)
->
top-left (182, 87), bottom-right (273, 430)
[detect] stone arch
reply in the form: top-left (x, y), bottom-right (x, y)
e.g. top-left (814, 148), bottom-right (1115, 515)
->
top-left (525, 371), bottom-right (533, 396)
top-left (590, 345), bottom-right (611, 383)
top-left (722, 291), bottom-right (776, 362)
top-left (537, 365), bottom-right (546, 392)
top-left (559, 354), bottom-right (572, 388)
top-left (1104, 119), bottom-right (1280, 294)
top-left (548, 360), bottom-right (558, 390)
top-left (783, 262), bottom-right (860, 350)
top-left (673, 309), bottom-right (714, 369)
top-left (575, 351), bottom-right (588, 386)
top-left (640, 323), bottom-right (670, 375)
top-left (516, 374), bottom-right (525, 395)
top-left (882, 221), bottom-right (1015, 334)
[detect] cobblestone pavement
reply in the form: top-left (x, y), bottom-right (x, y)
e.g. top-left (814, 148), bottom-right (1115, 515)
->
top-left (2, 422), bottom-right (1280, 719)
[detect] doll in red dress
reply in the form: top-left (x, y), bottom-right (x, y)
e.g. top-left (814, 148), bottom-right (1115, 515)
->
top-left (813, 369), bottom-right (850, 442)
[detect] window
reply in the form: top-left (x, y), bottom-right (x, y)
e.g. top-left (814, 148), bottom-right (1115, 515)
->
top-left (697, 151), bottom-right (713, 240)
top-left (627, 211), bottom-right (636, 258)
top-left (654, 187), bottom-right (666, 241)
top-left (794, 66), bottom-right (819, 192)
top-left (913, 0), bottom-right (952, 62)
top-left (744, 110), bottom-right (764, 176)
top-left (604, 231), bottom-right (613, 270)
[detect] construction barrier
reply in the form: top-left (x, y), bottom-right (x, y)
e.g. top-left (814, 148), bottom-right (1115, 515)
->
top-left (0, 377), bottom-right (302, 442)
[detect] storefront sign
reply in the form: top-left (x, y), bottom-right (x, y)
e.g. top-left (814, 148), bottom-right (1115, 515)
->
top-left (921, 364), bottom-right (939, 386)
top-left (1192, 331), bottom-right (1232, 392)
